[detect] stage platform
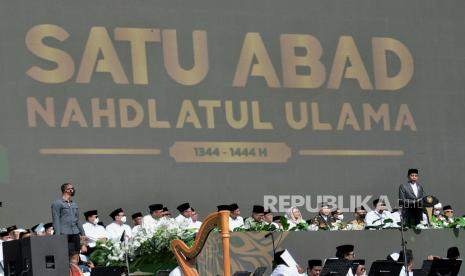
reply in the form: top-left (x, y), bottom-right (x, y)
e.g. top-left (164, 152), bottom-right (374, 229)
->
top-left (198, 228), bottom-right (464, 275)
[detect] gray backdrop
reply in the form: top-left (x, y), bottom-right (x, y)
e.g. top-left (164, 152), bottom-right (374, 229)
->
top-left (1, 0), bottom-right (465, 228)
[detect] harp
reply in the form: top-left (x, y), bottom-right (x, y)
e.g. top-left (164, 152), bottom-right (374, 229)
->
top-left (171, 211), bottom-right (231, 276)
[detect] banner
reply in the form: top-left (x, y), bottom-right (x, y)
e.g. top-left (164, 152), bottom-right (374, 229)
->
top-left (1, 0), bottom-right (465, 225)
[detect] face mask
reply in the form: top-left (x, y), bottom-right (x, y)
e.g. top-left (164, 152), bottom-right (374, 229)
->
top-left (50, 230), bottom-right (54, 235)
top-left (359, 214), bottom-right (366, 219)
top-left (121, 216), bottom-right (127, 223)
top-left (94, 217), bottom-right (100, 224)
top-left (434, 210), bottom-right (441, 216)
top-left (337, 215), bottom-right (344, 221)
top-left (70, 189), bottom-right (76, 196)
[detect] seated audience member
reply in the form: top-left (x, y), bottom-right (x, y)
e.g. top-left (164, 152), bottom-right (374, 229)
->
top-left (228, 203), bottom-right (244, 231)
top-left (82, 210), bottom-right (107, 254)
top-left (263, 209), bottom-right (280, 229)
top-left (142, 204), bottom-right (164, 232)
top-left (244, 205), bottom-right (265, 229)
top-left (286, 206), bottom-right (306, 229)
top-left (175, 203), bottom-right (194, 227)
top-left (31, 223), bottom-right (46, 236)
top-left (44, 222), bottom-right (54, 236)
top-left (442, 205), bottom-right (455, 226)
top-left (163, 206), bottom-right (172, 218)
top-left (310, 203), bottom-right (336, 230)
top-left (191, 208), bottom-right (202, 230)
top-left (365, 198), bottom-right (393, 227)
top-left (106, 208), bottom-right (132, 242)
top-left (349, 206), bottom-right (366, 230)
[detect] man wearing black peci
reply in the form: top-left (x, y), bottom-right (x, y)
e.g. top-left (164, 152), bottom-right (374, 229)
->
top-left (51, 183), bottom-right (86, 253)
top-left (399, 168), bottom-right (425, 228)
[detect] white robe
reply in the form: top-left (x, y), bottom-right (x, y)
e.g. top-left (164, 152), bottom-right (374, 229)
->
top-left (191, 221), bottom-right (202, 230)
top-left (229, 216), bottom-right (244, 231)
top-left (105, 222), bottom-right (132, 242)
top-left (83, 222), bottom-right (108, 247)
top-left (365, 210), bottom-right (394, 227)
top-left (270, 264), bottom-right (304, 276)
top-left (169, 266), bottom-right (183, 276)
top-left (132, 225), bottom-right (142, 236)
top-left (175, 214), bottom-right (193, 228)
top-left (142, 214), bottom-right (162, 233)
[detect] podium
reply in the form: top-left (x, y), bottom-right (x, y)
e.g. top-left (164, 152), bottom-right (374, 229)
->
top-left (2, 235), bottom-right (68, 275)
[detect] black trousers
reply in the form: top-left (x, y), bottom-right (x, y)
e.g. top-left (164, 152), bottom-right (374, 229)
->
top-left (403, 208), bottom-right (423, 227)
top-left (67, 234), bottom-right (81, 254)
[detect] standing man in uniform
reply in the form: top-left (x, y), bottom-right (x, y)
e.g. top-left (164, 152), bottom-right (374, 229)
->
top-left (51, 183), bottom-right (85, 253)
top-left (399, 169), bottom-right (425, 227)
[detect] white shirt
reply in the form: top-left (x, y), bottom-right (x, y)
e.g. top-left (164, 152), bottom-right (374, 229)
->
top-left (132, 225), bottom-right (142, 236)
top-left (410, 183), bottom-right (419, 197)
top-left (105, 222), bottom-right (132, 242)
top-left (271, 264), bottom-right (304, 276)
top-left (142, 214), bottom-right (163, 233)
top-left (191, 221), bottom-right (202, 230)
top-left (229, 216), bottom-right (244, 231)
top-left (169, 266), bottom-right (183, 276)
top-left (391, 211), bottom-right (401, 224)
top-left (175, 214), bottom-right (193, 228)
top-left (83, 222), bottom-right (108, 247)
top-left (399, 266), bottom-right (413, 276)
top-left (365, 210), bottom-right (393, 227)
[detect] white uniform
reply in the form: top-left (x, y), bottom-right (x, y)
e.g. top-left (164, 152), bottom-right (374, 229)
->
top-left (191, 221), bottom-right (202, 230)
top-left (365, 210), bottom-right (393, 227)
top-left (142, 214), bottom-right (161, 232)
top-left (391, 211), bottom-right (401, 224)
top-left (229, 216), bottom-right (244, 231)
top-left (105, 222), bottom-right (132, 242)
top-left (83, 222), bottom-right (108, 247)
top-left (270, 264), bottom-right (304, 276)
top-left (399, 267), bottom-right (413, 276)
top-left (132, 225), bottom-right (142, 236)
top-left (169, 266), bottom-right (183, 276)
top-left (175, 214), bottom-right (193, 228)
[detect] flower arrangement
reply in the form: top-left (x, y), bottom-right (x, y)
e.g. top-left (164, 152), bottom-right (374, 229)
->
top-left (90, 217), bottom-right (196, 273)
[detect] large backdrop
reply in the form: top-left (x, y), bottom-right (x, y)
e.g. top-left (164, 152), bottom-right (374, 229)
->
top-left (1, 0), bottom-right (465, 226)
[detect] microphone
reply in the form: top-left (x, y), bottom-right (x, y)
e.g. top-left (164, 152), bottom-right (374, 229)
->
top-left (120, 230), bottom-right (126, 242)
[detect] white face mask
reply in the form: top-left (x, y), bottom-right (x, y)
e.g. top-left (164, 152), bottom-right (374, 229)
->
top-left (434, 210), bottom-right (441, 216)
top-left (94, 217), bottom-right (100, 225)
top-left (50, 230), bottom-right (54, 235)
top-left (121, 216), bottom-right (127, 223)
top-left (337, 215), bottom-right (344, 221)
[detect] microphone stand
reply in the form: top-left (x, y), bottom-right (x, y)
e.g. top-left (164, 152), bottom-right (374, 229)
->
top-left (124, 240), bottom-right (131, 276)
top-left (398, 205), bottom-right (409, 275)
top-left (265, 232), bottom-right (277, 269)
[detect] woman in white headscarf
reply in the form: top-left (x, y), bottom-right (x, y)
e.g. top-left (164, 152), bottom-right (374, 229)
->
top-left (285, 206), bottom-right (305, 229)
